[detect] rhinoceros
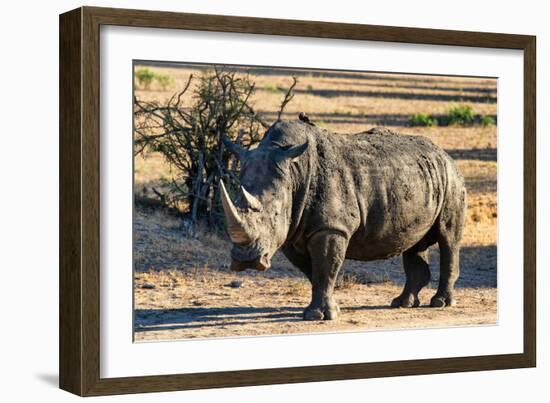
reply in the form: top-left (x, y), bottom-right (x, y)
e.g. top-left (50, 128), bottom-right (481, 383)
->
top-left (220, 118), bottom-right (467, 321)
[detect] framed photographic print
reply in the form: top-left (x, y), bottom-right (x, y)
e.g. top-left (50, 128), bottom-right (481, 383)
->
top-left (59, 6), bottom-right (536, 396)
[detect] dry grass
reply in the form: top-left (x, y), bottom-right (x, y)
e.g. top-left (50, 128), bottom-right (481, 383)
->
top-left (133, 64), bottom-right (497, 341)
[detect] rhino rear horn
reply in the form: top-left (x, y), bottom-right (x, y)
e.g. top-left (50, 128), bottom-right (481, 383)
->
top-left (219, 180), bottom-right (252, 244)
top-left (241, 186), bottom-right (262, 211)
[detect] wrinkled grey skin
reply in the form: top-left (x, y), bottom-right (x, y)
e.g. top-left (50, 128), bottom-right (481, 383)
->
top-left (221, 119), bottom-right (467, 321)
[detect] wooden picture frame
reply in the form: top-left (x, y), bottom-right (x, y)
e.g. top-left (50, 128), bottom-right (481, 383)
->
top-left (59, 6), bottom-right (536, 396)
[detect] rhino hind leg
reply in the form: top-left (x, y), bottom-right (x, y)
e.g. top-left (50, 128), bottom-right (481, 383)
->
top-left (430, 187), bottom-right (467, 308)
top-left (430, 243), bottom-right (459, 308)
top-left (391, 249), bottom-right (431, 308)
top-left (303, 231), bottom-right (348, 321)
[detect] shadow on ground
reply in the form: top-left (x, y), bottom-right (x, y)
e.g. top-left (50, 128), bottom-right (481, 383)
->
top-left (341, 244), bottom-right (496, 289)
top-left (446, 148), bottom-right (496, 162)
top-left (135, 306), bottom-right (305, 332)
top-left (291, 88), bottom-right (496, 103)
top-left (134, 305), bottom-right (398, 333)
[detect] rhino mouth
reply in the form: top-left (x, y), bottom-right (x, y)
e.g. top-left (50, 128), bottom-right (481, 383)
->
top-left (230, 254), bottom-right (271, 272)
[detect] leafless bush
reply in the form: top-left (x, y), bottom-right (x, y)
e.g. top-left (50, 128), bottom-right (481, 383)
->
top-left (134, 68), bottom-right (296, 229)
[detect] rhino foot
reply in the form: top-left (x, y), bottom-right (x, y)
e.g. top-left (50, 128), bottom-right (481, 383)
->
top-left (303, 301), bottom-right (340, 321)
top-left (303, 307), bottom-right (324, 321)
top-left (430, 294), bottom-right (456, 308)
top-left (390, 293), bottom-right (420, 308)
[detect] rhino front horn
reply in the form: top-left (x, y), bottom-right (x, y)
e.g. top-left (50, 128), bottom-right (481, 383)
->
top-left (219, 180), bottom-right (252, 244)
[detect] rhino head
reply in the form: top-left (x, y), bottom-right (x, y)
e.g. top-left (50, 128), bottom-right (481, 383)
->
top-left (220, 124), bottom-right (308, 272)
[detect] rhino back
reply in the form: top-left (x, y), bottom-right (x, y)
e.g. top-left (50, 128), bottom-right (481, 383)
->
top-left (301, 127), bottom-right (463, 260)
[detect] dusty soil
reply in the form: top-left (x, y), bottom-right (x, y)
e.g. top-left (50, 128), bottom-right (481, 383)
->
top-left (134, 268), bottom-right (496, 341)
top-left (133, 66), bottom-right (497, 341)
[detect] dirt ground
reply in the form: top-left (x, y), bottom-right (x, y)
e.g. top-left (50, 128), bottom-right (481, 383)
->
top-left (133, 65), bottom-right (497, 341)
top-left (134, 269), bottom-right (497, 341)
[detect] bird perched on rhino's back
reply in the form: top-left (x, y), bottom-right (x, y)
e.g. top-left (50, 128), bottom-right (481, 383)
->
top-left (298, 111), bottom-right (314, 125)
top-left (220, 116), bottom-right (467, 321)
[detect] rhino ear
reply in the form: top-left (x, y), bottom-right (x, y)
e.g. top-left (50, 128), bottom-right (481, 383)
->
top-left (221, 134), bottom-right (248, 159)
top-left (278, 141), bottom-right (308, 162)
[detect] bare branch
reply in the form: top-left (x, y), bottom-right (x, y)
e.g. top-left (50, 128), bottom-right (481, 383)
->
top-left (277, 76), bottom-right (297, 120)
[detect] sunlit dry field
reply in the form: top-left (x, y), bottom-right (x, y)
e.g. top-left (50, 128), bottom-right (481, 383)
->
top-left (133, 63), bottom-right (497, 341)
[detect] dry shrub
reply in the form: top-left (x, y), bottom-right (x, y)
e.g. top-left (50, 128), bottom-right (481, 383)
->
top-left (134, 68), bottom-right (296, 229)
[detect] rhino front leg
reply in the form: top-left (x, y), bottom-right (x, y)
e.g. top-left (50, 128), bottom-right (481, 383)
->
top-left (391, 249), bottom-right (431, 308)
top-left (303, 231), bottom-right (348, 321)
top-left (281, 245), bottom-right (312, 282)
